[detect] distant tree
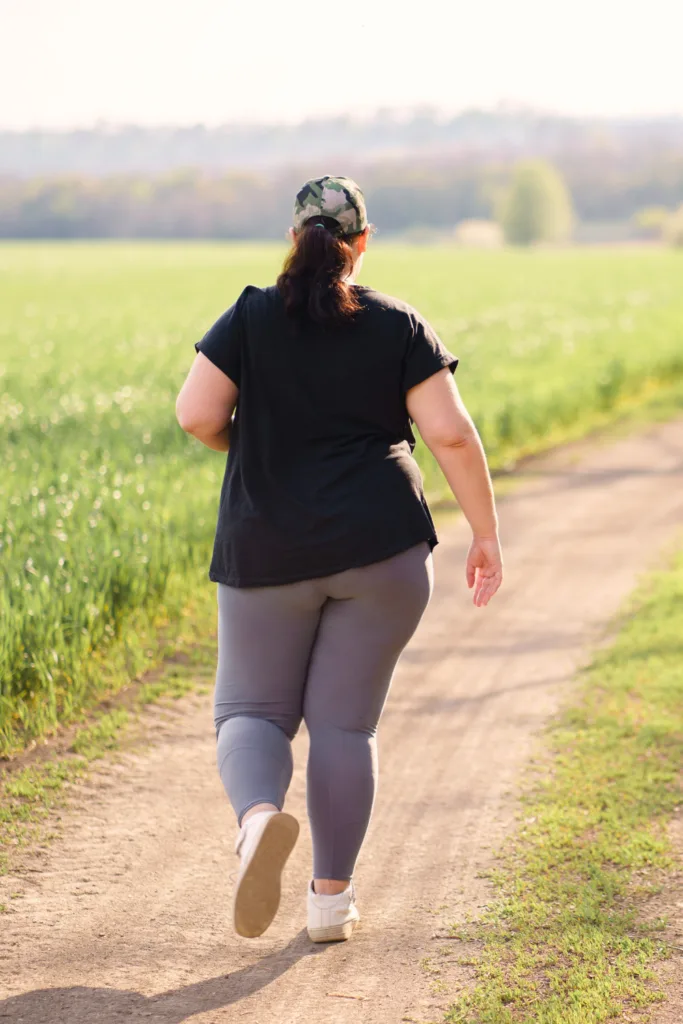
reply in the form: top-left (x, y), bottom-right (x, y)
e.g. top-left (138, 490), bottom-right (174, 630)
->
top-left (499, 160), bottom-right (573, 245)
top-left (663, 204), bottom-right (683, 247)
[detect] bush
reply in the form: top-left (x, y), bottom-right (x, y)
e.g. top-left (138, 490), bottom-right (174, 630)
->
top-left (499, 160), bottom-right (574, 246)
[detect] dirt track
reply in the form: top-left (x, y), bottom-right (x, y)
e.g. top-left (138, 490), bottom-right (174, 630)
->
top-left (2, 420), bottom-right (683, 1024)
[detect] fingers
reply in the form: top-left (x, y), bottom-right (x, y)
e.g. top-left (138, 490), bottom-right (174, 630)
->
top-left (476, 581), bottom-right (500, 607)
top-left (466, 538), bottom-right (504, 606)
top-left (473, 579), bottom-right (491, 607)
top-left (472, 567), bottom-right (503, 608)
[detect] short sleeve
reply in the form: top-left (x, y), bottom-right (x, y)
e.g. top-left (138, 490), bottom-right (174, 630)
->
top-left (402, 312), bottom-right (458, 393)
top-left (194, 289), bottom-right (247, 387)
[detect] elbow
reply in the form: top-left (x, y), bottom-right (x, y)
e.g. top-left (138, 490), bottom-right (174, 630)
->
top-left (176, 400), bottom-right (208, 438)
top-left (175, 401), bottom-right (197, 435)
top-left (423, 425), bottom-right (478, 453)
top-left (176, 400), bottom-right (227, 440)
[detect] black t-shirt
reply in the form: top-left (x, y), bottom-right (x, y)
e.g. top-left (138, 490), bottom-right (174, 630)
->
top-left (195, 284), bottom-right (458, 587)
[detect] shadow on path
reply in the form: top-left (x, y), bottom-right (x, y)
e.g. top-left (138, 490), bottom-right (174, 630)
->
top-left (0, 930), bottom-right (325, 1023)
top-left (515, 461), bottom-right (683, 489)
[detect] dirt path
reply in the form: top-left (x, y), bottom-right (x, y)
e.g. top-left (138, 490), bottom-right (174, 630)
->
top-left (2, 420), bottom-right (683, 1024)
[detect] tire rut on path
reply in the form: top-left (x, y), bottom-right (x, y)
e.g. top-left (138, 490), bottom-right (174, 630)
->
top-left (2, 420), bottom-right (683, 1024)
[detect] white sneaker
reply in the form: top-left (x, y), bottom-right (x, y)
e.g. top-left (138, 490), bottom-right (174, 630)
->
top-left (233, 810), bottom-right (299, 938)
top-left (307, 881), bottom-right (360, 943)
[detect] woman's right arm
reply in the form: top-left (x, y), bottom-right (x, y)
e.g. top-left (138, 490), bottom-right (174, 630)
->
top-left (406, 368), bottom-right (503, 608)
top-left (176, 352), bottom-right (238, 452)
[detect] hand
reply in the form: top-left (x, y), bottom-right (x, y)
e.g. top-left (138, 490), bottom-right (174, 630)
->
top-left (466, 535), bottom-right (503, 608)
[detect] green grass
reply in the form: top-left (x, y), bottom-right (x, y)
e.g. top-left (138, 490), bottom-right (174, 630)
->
top-left (1, 242), bottom-right (682, 752)
top-left (445, 547), bottom-right (683, 1024)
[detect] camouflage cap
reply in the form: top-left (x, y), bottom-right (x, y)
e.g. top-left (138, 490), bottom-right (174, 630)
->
top-left (293, 175), bottom-right (368, 236)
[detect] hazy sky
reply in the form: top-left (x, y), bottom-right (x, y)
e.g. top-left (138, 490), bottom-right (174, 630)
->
top-left (2, 0), bottom-right (682, 129)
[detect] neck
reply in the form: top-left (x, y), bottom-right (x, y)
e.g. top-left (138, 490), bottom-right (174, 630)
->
top-left (347, 255), bottom-right (362, 284)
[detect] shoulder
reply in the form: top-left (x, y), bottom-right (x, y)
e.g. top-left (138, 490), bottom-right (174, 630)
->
top-left (233, 283), bottom-right (275, 309)
top-left (356, 288), bottom-right (448, 363)
top-left (206, 286), bottom-right (281, 333)
top-left (235, 284), bottom-right (284, 319)
top-left (354, 286), bottom-right (426, 329)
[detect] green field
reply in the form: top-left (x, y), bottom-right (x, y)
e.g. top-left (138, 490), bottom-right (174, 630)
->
top-left (1, 243), bottom-right (682, 754)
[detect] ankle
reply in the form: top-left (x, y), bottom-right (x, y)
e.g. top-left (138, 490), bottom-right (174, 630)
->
top-left (313, 878), bottom-right (349, 896)
top-left (241, 803), bottom-right (279, 826)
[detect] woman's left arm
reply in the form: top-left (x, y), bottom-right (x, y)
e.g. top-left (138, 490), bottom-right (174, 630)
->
top-left (176, 352), bottom-right (239, 452)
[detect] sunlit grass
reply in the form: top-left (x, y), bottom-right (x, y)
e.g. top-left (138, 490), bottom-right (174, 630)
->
top-left (445, 548), bottom-right (683, 1023)
top-left (1, 243), bottom-right (682, 752)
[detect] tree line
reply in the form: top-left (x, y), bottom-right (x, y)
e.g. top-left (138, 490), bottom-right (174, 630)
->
top-left (1, 154), bottom-right (683, 240)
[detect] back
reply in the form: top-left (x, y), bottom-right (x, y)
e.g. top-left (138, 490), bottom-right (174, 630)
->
top-left (196, 284), bottom-right (457, 586)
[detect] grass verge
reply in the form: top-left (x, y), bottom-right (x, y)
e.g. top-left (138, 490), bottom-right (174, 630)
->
top-left (0, 571), bottom-right (217, 757)
top-left (0, 624), bottom-right (215, 877)
top-left (445, 547), bottom-right (683, 1024)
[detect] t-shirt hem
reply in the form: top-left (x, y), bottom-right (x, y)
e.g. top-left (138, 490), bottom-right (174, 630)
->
top-left (208, 534), bottom-right (438, 588)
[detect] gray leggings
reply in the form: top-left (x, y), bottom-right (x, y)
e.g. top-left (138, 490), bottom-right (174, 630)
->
top-left (214, 542), bottom-right (433, 880)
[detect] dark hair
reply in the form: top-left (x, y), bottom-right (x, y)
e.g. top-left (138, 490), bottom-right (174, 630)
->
top-left (277, 216), bottom-right (363, 326)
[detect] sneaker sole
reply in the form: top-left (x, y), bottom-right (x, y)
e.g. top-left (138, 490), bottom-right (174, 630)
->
top-left (307, 918), bottom-right (359, 943)
top-left (233, 812), bottom-right (299, 938)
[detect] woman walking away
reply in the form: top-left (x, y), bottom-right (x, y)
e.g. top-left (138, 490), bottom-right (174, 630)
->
top-left (176, 175), bottom-right (503, 943)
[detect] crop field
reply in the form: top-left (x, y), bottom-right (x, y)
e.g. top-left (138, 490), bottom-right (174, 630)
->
top-left (1, 242), bottom-right (682, 754)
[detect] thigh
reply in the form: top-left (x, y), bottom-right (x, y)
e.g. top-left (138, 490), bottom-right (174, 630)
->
top-left (303, 544), bottom-right (433, 733)
top-left (215, 580), bottom-right (325, 738)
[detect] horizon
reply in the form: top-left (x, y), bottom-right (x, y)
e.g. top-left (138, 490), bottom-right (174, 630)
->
top-left (4, 105), bottom-right (683, 135)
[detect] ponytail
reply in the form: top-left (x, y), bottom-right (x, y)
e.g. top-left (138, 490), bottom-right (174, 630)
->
top-left (277, 216), bottom-right (363, 326)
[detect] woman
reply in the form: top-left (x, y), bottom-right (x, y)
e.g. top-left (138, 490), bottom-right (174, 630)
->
top-left (176, 175), bottom-right (502, 944)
